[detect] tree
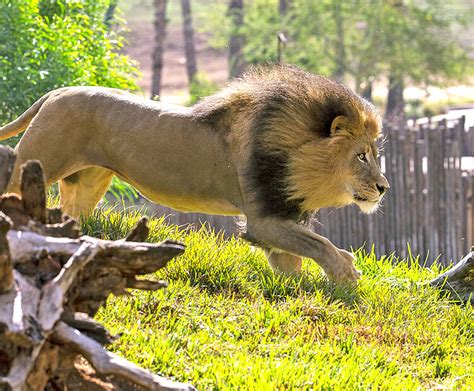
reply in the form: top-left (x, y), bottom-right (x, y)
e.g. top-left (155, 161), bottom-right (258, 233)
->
top-left (279, 0), bottom-right (289, 16)
top-left (0, 0), bottom-right (139, 128)
top-left (201, 0), bottom-right (471, 119)
top-left (181, 0), bottom-right (197, 85)
top-left (104, 0), bottom-right (119, 29)
top-left (331, 1), bottom-right (346, 82)
top-left (228, 0), bottom-right (246, 78)
top-left (151, 0), bottom-right (168, 99)
top-left (385, 74), bottom-right (405, 124)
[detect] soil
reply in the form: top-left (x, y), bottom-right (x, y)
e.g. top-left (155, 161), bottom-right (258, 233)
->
top-left (124, 21), bottom-right (228, 103)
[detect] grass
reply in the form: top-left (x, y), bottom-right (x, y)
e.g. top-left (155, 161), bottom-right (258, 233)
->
top-left (82, 206), bottom-right (473, 390)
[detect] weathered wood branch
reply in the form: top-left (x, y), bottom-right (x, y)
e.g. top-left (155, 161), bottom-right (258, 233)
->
top-left (0, 212), bottom-right (13, 293)
top-left (0, 146), bottom-right (193, 390)
top-left (39, 242), bottom-right (102, 330)
top-left (126, 277), bottom-right (168, 290)
top-left (0, 341), bottom-right (46, 390)
top-left (61, 311), bottom-right (116, 345)
top-left (429, 247), bottom-right (474, 304)
top-left (6, 229), bottom-right (184, 273)
top-left (53, 322), bottom-right (195, 391)
top-left (20, 160), bottom-right (47, 223)
top-left (0, 146), bottom-right (15, 194)
top-left (126, 216), bottom-right (150, 241)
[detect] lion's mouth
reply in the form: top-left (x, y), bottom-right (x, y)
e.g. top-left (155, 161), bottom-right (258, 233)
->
top-left (353, 194), bottom-right (379, 203)
top-left (352, 193), bottom-right (383, 214)
top-left (353, 194), bottom-right (369, 202)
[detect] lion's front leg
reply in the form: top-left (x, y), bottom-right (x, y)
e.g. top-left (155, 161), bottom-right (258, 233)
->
top-left (247, 217), bottom-right (360, 284)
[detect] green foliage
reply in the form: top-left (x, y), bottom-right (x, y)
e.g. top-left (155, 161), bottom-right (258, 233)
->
top-left (0, 0), bottom-right (140, 126)
top-left (1, 0), bottom-right (141, 200)
top-left (82, 207), bottom-right (474, 390)
top-left (188, 73), bottom-right (219, 105)
top-left (108, 177), bottom-right (139, 202)
top-left (199, 0), bottom-right (471, 91)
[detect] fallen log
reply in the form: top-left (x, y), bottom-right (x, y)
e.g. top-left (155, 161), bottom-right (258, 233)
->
top-left (429, 247), bottom-right (474, 305)
top-left (0, 146), bottom-right (194, 390)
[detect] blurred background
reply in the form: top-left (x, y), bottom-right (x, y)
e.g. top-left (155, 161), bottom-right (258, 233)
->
top-left (0, 0), bottom-right (472, 264)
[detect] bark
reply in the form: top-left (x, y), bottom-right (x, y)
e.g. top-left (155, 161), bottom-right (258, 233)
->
top-left (277, 32), bottom-right (287, 62)
top-left (429, 247), bottom-right (474, 305)
top-left (151, 0), bottom-right (168, 99)
top-left (361, 81), bottom-right (373, 102)
top-left (332, 0), bottom-right (346, 82)
top-left (279, 0), bottom-right (289, 15)
top-left (20, 160), bottom-right (47, 223)
top-left (277, 0), bottom-right (291, 62)
top-left (0, 146), bottom-right (194, 390)
top-left (385, 73), bottom-right (406, 124)
top-left (104, 0), bottom-right (118, 29)
top-left (0, 146), bottom-right (15, 194)
top-left (181, 0), bottom-right (198, 85)
top-left (228, 0), bottom-right (247, 78)
top-left (0, 213), bottom-right (13, 293)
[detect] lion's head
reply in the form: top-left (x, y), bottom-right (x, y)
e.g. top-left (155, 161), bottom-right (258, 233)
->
top-left (193, 63), bottom-right (389, 220)
top-left (288, 111), bottom-right (389, 215)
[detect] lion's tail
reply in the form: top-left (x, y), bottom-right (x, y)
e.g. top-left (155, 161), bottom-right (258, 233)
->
top-left (0, 91), bottom-right (53, 141)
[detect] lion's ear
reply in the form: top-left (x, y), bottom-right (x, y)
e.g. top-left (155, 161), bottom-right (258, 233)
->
top-left (330, 115), bottom-right (349, 136)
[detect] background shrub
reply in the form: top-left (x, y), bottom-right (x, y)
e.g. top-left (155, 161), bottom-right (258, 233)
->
top-left (0, 0), bottom-right (140, 147)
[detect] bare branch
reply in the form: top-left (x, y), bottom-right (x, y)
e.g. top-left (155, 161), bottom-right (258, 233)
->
top-left (0, 146), bottom-right (16, 194)
top-left (52, 322), bottom-right (196, 391)
top-left (20, 160), bottom-right (47, 223)
top-left (126, 278), bottom-right (168, 290)
top-left (126, 216), bottom-right (150, 242)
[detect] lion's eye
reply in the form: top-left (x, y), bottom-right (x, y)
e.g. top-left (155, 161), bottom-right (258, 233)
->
top-left (357, 153), bottom-right (367, 163)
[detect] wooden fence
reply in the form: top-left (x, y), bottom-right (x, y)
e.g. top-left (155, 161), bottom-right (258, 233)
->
top-left (149, 118), bottom-right (473, 266)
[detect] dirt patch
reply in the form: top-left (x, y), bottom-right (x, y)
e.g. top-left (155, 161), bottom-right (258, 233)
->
top-left (124, 21), bottom-right (228, 103)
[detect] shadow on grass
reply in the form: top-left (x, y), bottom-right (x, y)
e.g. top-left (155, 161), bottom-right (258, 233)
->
top-left (160, 256), bottom-right (360, 307)
top-left (81, 205), bottom-right (360, 307)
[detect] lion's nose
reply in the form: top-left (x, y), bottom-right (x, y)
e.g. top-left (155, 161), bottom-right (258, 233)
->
top-left (376, 175), bottom-right (390, 196)
top-left (376, 184), bottom-right (386, 195)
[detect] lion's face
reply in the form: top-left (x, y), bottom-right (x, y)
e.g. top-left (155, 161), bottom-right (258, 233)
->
top-left (287, 114), bottom-right (389, 215)
top-left (345, 137), bottom-right (389, 214)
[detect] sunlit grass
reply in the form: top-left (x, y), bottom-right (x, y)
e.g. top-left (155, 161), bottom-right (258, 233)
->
top-left (82, 207), bottom-right (473, 390)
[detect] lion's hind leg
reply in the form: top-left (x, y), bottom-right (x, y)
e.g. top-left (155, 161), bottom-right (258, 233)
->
top-left (59, 167), bottom-right (114, 218)
top-left (265, 249), bottom-right (303, 275)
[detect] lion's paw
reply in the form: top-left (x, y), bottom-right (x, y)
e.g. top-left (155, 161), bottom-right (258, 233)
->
top-left (325, 249), bottom-right (361, 284)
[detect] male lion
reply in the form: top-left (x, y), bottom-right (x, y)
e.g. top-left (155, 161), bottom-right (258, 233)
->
top-left (0, 64), bottom-right (388, 284)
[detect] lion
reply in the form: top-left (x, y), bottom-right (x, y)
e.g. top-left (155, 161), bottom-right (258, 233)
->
top-left (0, 64), bottom-right (389, 284)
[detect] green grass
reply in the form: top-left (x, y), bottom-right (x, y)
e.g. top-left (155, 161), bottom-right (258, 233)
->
top-left (83, 206), bottom-right (473, 390)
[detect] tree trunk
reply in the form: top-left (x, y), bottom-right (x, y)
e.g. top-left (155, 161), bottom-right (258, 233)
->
top-left (277, 0), bottom-right (291, 62)
top-left (151, 0), bottom-right (168, 99)
top-left (104, 0), bottom-right (118, 29)
top-left (361, 81), bottom-right (373, 102)
top-left (228, 0), bottom-right (247, 79)
top-left (332, 0), bottom-right (346, 82)
top-left (181, 0), bottom-right (197, 85)
top-left (279, 0), bottom-right (289, 15)
top-left (385, 73), bottom-right (405, 124)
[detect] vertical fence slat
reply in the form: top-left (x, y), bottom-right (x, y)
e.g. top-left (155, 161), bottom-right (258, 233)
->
top-left (414, 131), bottom-right (424, 257)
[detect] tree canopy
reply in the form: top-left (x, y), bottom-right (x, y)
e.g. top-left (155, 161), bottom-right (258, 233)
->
top-left (0, 0), bottom-right (140, 126)
top-left (200, 0), bottom-right (472, 97)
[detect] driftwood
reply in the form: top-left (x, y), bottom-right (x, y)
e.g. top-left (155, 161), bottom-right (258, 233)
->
top-left (0, 146), bottom-right (194, 390)
top-left (429, 247), bottom-right (474, 305)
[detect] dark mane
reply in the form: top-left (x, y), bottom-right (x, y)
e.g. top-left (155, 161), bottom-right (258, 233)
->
top-left (192, 63), bottom-right (380, 220)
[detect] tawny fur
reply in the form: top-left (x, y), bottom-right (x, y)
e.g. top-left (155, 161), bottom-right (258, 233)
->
top-left (0, 64), bottom-right (389, 284)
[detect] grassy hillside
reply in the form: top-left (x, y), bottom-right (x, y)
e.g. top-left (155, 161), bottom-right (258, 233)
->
top-left (82, 207), bottom-right (473, 390)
